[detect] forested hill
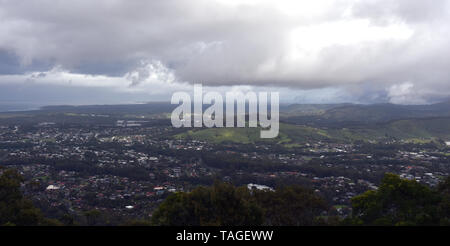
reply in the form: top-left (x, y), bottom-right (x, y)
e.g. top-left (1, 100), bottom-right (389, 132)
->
top-left (282, 100), bottom-right (450, 126)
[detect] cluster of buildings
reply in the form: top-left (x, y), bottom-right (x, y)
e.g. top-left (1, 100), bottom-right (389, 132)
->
top-left (0, 119), bottom-right (449, 221)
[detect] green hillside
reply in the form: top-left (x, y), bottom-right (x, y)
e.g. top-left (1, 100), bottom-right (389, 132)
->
top-left (174, 123), bottom-right (333, 144)
top-left (282, 101), bottom-right (450, 126)
top-left (174, 117), bottom-right (450, 144)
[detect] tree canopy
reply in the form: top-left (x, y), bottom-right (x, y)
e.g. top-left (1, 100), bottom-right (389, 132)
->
top-left (0, 168), bottom-right (61, 226)
top-left (349, 173), bottom-right (450, 226)
top-left (151, 181), bottom-right (327, 226)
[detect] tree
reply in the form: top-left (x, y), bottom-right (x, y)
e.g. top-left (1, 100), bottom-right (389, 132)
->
top-left (151, 182), bottom-right (328, 226)
top-left (349, 173), bottom-right (446, 226)
top-left (252, 185), bottom-right (327, 226)
top-left (152, 182), bottom-right (263, 226)
top-left (84, 210), bottom-right (103, 226)
top-left (436, 176), bottom-right (450, 225)
top-left (0, 168), bottom-right (61, 226)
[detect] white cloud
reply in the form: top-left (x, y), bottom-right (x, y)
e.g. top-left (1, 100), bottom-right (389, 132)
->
top-left (387, 82), bottom-right (426, 105)
top-left (0, 0), bottom-right (450, 104)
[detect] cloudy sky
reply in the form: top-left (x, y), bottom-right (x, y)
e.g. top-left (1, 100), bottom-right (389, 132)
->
top-left (1, 0), bottom-right (450, 106)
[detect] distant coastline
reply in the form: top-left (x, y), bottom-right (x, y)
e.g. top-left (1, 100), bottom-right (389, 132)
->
top-left (0, 103), bottom-right (42, 113)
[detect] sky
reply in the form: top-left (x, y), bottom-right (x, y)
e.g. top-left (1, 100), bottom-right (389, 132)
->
top-left (1, 0), bottom-right (450, 106)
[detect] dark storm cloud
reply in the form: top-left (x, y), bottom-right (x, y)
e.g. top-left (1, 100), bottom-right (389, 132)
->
top-left (0, 49), bottom-right (53, 75)
top-left (0, 0), bottom-right (450, 104)
top-left (0, 0), bottom-right (289, 77)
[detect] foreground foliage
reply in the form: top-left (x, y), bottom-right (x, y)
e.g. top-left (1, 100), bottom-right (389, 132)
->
top-left (347, 173), bottom-right (450, 226)
top-left (151, 182), bottom-right (327, 226)
top-left (0, 168), bottom-right (61, 226)
top-left (1, 167), bottom-right (449, 226)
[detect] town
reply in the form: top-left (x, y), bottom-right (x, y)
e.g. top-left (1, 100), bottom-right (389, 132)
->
top-left (1, 112), bottom-right (448, 224)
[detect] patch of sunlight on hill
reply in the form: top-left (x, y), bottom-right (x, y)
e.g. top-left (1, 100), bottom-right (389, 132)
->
top-left (173, 118), bottom-right (450, 144)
